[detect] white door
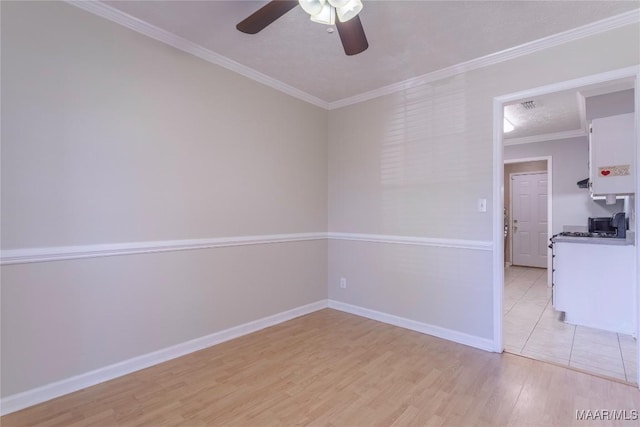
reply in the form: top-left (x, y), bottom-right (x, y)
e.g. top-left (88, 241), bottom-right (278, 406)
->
top-left (512, 173), bottom-right (548, 268)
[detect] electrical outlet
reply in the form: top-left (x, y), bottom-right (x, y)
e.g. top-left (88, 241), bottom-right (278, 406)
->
top-left (340, 277), bottom-right (347, 289)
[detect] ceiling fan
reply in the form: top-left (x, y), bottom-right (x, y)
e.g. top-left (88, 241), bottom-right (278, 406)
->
top-left (236, 0), bottom-right (369, 56)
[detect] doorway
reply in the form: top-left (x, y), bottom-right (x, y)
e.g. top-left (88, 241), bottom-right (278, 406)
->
top-left (504, 157), bottom-right (553, 287)
top-left (508, 169), bottom-right (548, 269)
top-left (511, 172), bottom-right (547, 268)
top-left (492, 66), bottom-right (640, 386)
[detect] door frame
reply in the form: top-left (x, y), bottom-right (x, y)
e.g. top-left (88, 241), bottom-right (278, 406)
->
top-left (505, 158), bottom-right (553, 286)
top-left (491, 66), bottom-right (640, 388)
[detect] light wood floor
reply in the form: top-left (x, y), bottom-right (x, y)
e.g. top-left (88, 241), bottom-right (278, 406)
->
top-left (3, 309), bottom-right (640, 426)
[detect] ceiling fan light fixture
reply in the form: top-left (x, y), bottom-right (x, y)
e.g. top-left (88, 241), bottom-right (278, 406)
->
top-left (237, 0), bottom-right (368, 56)
top-left (327, 0), bottom-right (350, 7)
top-left (310, 3), bottom-right (335, 25)
top-left (336, 0), bottom-right (363, 22)
top-left (299, 0), bottom-right (325, 16)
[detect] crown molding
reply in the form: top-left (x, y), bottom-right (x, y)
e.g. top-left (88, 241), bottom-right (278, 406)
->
top-left (65, 1), bottom-right (331, 110)
top-left (65, 2), bottom-right (638, 111)
top-left (327, 9), bottom-right (640, 109)
top-left (504, 129), bottom-right (587, 146)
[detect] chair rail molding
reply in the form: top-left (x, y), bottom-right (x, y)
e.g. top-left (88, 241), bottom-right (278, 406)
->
top-left (0, 233), bottom-right (327, 265)
top-left (2, 232), bottom-right (493, 265)
top-left (328, 232), bottom-right (493, 251)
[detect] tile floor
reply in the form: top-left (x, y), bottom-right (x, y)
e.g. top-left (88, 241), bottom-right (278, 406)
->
top-left (504, 265), bottom-right (638, 384)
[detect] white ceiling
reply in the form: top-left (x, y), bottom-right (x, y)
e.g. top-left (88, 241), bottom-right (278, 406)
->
top-left (505, 91), bottom-right (584, 139)
top-left (74, 1), bottom-right (639, 139)
top-left (504, 79), bottom-right (635, 144)
top-left (102, 1), bottom-right (639, 104)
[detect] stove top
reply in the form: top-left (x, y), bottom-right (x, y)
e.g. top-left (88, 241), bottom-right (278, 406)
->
top-left (558, 231), bottom-right (617, 238)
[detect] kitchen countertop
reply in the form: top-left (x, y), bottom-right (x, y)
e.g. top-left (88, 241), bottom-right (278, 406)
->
top-left (552, 231), bottom-right (635, 246)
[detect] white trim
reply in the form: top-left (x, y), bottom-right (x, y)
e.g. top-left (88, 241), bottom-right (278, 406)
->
top-left (493, 66), bottom-right (640, 365)
top-left (65, 1), bottom-right (639, 111)
top-left (577, 91), bottom-right (588, 134)
top-left (0, 296), bottom-right (499, 415)
top-left (328, 232), bottom-right (492, 251)
top-left (506, 160), bottom-right (553, 287)
top-left (503, 129), bottom-right (587, 146)
top-left (504, 156), bottom-right (553, 165)
top-left (509, 170), bottom-right (547, 176)
top-left (65, 1), bottom-right (330, 109)
top-left (328, 9), bottom-right (640, 109)
top-left (492, 98), bottom-right (505, 353)
top-left (494, 67), bottom-right (640, 105)
top-left (634, 70), bottom-right (640, 388)
top-left (0, 233), bottom-right (327, 265)
top-left (328, 300), bottom-right (494, 352)
top-left (0, 300), bottom-right (328, 416)
top-left (1, 232), bottom-right (493, 265)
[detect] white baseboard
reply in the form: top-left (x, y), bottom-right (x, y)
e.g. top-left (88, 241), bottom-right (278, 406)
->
top-left (1, 299), bottom-right (497, 415)
top-left (0, 300), bottom-right (328, 416)
top-left (328, 300), bottom-right (495, 352)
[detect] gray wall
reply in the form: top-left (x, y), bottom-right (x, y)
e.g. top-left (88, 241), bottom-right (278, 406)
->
top-left (328, 23), bottom-right (639, 341)
top-left (2, 0), bottom-right (640, 401)
top-left (505, 137), bottom-right (624, 235)
top-left (1, 1), bottom-right (328, 397)
top-left (586, 89), bottom-right (635, 121)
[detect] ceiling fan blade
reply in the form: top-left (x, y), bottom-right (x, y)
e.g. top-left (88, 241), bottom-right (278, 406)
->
top-left (236, 1), bottom-right (299, 34)
top-left (335, 15), bottom-right (368, 56)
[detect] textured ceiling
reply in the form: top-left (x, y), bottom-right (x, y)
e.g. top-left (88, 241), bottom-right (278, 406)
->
top-left (504, 79), bottom-right (635, 142)
top-left (103, 1), bottom-right (639, 103)
top-left (85, 1), bottom-right (639, 139)
top-left (504, 91), bottom-right (585, 140)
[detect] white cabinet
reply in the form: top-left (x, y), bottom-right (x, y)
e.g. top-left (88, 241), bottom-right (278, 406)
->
top-left (589, 113), bottom-right (635, 196)
top-left (553, 241), bottom-right (635, 335)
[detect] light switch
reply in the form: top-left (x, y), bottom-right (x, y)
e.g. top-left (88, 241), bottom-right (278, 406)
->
top-left (478, 198), bottom-right (487, 212)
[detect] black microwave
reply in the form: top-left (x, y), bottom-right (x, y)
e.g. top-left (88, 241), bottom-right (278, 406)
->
top-left (588, 217), bottom-right (615, 233)
top-left (589, 213), bottom-right (627, 238)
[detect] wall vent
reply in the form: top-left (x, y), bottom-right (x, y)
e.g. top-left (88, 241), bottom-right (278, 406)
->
top-left (521, 100), bottom-right (536, 110)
